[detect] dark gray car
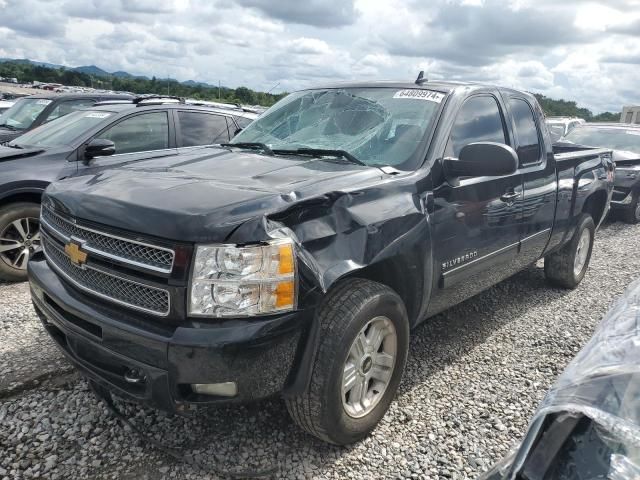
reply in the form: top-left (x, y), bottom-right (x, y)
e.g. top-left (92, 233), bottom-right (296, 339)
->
top-left (0, 98), bottom-right (257, 281)
top-left (0, 92), bottom-right (133, 144)
top-left (561, 123), bottom-right (640, 223)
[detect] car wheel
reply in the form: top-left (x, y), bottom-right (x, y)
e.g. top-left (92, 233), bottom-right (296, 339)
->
top-left (544, 214), bottom-right (595, 289)
top-left (285, 278), bottom-right (409, 445)
top-left (0, 202), bottom-right (42, 282)
top-left (621, 197), bottom-right (640, 224)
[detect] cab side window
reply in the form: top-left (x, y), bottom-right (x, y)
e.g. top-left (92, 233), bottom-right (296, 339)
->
top-left (177, 111), bottom-right (231, 147)
top-left (98, 112), bottom-right (169, 154)
top-left (445, 96), bottom-right (507, 158)
top-left (509, 98), bottom-right (542, 166)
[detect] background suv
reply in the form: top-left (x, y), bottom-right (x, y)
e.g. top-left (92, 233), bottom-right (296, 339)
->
top-left (0, 93), bottom-right (134, 143)
top-left (0, 97), bottom-right (258, 281)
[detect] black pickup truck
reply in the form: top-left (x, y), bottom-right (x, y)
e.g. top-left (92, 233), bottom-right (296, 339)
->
top-left (28, 78), bottom-right (614, 445)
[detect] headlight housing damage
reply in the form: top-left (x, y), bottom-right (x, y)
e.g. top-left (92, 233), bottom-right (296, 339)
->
top-left (189, 239), bottom-right (296, 317)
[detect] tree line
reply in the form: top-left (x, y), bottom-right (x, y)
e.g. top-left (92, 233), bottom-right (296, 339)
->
top-left (0, 61), bottom-right (286, 106)
top-left (534, 94), bottom-right (620, 122)
top-left (0, 60), bottom-right (622, 119)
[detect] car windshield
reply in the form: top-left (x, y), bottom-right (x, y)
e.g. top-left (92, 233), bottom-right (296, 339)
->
top-left (0, 97), bottom-right (52, 130)
top-left (563, 127), bottom-right (640, 154)
top-left (8, 110), bottom-right (115, 148)
top-left (232, 87), bottom-right (444, 170)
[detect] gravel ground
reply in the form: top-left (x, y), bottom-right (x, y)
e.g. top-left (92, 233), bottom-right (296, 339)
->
top-left (1, 220), bottom-right (639, 480)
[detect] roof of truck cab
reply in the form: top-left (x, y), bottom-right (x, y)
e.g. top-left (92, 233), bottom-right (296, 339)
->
top-left (300, 80), bottom-right (536, 97)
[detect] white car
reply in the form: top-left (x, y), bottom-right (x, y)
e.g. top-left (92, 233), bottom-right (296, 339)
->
top-left (546, 116), bottom-right (586, 142)
top-left (0, 100), bottom-right (14, 114)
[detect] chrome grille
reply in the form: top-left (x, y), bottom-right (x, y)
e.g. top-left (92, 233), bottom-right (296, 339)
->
top-left (41, 206), bottom-right (174, 273)
top-left (43, 235), bottom-right (170, 316)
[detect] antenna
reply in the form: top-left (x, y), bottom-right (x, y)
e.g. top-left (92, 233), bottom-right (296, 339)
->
top-left (415, 71), bottom-right (427, 84)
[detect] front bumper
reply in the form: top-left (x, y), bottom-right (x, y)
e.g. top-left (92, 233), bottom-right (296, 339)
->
top-left (28, 256), bottom-right (311, 412)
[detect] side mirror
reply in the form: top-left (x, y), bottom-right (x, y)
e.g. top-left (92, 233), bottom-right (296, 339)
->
top-left (443, 142), bottom-right (519, 178)
top-left (84, 138), bottom-right (115, 160)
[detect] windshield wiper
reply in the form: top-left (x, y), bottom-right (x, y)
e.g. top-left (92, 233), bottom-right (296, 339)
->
top-left (0, 124), bottom-right (19, 131)
top-left (273, 148), bottom-right (367, 167)
top-left (220, 142), bottom-right (274, 156)
top-left (4, 143), bottom-right (22, 149)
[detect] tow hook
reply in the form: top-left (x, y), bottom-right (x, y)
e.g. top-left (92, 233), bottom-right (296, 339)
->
top-left (123, 368), bottom-right (146, 384)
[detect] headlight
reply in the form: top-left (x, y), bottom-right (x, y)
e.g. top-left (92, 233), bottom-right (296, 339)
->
top-left (188, 239), bottom-right (296, 317)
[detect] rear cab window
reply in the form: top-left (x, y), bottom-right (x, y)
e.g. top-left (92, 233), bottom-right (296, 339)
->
top-left (508, 98), bottom-right (543, 166)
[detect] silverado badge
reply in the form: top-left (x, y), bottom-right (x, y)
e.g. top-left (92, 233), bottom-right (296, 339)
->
top-left (65, 241), bottom-right (88, 267)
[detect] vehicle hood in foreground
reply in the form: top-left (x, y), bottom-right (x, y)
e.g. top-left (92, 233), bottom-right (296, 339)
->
top-left (481, 279), bottom-right (640, 480)
top-left (0, 127), bottom-right (22, 144)
top-left (44, 147), bottom-right (384, 243)
top-left (0, 144), bottom-right (46, 161)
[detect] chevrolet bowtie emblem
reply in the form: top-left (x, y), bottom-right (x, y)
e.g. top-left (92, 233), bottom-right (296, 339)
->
top-left (65, 241), bottom-right (88, 266)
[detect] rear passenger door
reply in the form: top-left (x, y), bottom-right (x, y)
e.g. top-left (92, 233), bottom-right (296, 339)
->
top-left (506, 96), bottom-right (556, 267)
top-left (175, 111), bottom-right (234, 149)
top-left (430, 93), bottom-right (524, 313)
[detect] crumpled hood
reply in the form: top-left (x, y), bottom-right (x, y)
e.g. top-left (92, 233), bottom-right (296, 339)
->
top-left (45, 147), bottom-right (383, 243)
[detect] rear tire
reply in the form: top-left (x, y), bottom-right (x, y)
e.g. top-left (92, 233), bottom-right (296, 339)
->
top-left (285, 279), bottom-right (409, 445)
top-left (544, 214), bottom-right (595, 289)
top-left (621, 197), bottom-right (640, 224)
top-left (0, 202), bottom-right (42, 282)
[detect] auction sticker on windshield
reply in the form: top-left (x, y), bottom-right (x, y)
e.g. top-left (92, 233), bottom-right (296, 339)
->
top-left (393, 90), bottom-right (445, 103)
top-left (84, 112), bottom-right (111, 119)
top-left (36, 99), bottom-right (52, 105)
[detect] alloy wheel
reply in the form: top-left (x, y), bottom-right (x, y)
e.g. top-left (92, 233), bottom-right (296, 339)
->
top-left (342, 316), bottom-right (397, 418)
top-left (0, 217), bottom-right (41, 271)
top-left (573, 229), bottom-right (590, 277)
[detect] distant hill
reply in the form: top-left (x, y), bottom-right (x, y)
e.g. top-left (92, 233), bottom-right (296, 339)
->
top-left (73, 65), bottom-right (110, 76)
top-left (0, 58), bottom-right (64, 69)
top-left (0, 58), bottom-right (285, 106)
top-left (183, 79), bottom-right (217, 88)
top-left (0, 58), bottom-right (150, 81)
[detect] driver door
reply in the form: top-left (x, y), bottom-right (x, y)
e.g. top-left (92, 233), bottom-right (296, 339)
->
top-left (78, 110), bottom-right (177, 174)
top-left (429, 93), bottom-right (524, 314)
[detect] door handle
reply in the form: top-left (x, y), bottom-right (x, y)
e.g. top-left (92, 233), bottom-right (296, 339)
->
top-left (500, 191), bottom-right (519, 203)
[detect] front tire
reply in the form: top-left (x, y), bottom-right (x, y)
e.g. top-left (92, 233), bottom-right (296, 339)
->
top-left (285, 279), bottom-right (409, 445)
top-left (544, 214), bottom-right (595, 289)
top-left (0, 202), bottom-right (42, 282)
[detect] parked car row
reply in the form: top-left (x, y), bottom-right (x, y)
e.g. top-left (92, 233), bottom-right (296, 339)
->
top-left (21, 75), bottom-right (618, 445)
top-left (0, 94), bottom-right (258, 280)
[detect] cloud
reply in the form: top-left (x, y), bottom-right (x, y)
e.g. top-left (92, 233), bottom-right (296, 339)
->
top-left (378, 0), bottom-right (594, 67)
top-left (1, 0), bottom-right (67, 38)
top-left (0, 0), bottom-right (638, 113)
top-left (235, 0), bottom-right (358, 27)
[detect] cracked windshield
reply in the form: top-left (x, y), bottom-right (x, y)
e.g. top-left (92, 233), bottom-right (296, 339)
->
top-left (232, 88), bottom-right (443, 170)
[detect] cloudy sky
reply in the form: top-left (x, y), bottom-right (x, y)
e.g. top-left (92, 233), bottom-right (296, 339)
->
top-left (1, 0), bottom-right (639, 112)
